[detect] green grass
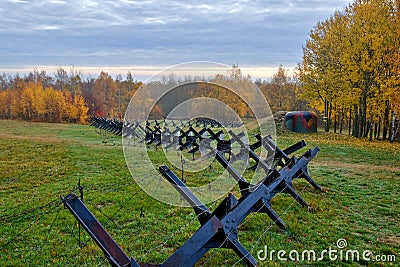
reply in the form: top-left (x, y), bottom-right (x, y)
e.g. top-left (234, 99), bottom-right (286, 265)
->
top-left (0, 120), bottom-right (399, 266)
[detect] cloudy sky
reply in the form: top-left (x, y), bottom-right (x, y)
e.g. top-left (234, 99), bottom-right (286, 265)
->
top-left (0, 0), bottom-right (350, 80)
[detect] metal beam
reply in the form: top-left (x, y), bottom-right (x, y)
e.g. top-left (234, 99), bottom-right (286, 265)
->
top-left (61, 193), bottom-right (139, 267)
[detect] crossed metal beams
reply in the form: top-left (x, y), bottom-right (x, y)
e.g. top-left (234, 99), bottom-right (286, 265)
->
top-left (62, 132), bottom-right (322, 267)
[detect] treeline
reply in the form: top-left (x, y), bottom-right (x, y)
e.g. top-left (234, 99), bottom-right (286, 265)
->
top-left (0, 66), bottom-right (300, 123)
top-left (257, 66), bottom-right (307, 112)
top-left (97, 65), bottom-right (304, 122)
top-left (0, 68), bottom-right (143, 123)
top-left (297, 0), bottom-right (400, 139)
top-left (0, 76), bottom-right (88, 123)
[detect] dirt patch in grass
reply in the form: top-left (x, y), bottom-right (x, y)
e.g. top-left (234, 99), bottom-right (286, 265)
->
top-left (378, 235), bottom-right (400, 246)
top-left (311, 160), bottom-right (400, 174)
top-left (0, 131), bottom-right (63, 143)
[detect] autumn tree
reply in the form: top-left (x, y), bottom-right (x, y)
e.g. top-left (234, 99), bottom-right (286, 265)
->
top-left (297, 0), bottom-right (399, 137)
top-left (259, 66), bottom-right (300, 113)
top-left (0, 77), bottom-right (88, 123)
top-left (92, 71), bottom-right (118, 117)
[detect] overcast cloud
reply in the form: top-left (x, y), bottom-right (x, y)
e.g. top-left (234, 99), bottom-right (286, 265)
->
top-left (0, 0), bottom-right (350, 79)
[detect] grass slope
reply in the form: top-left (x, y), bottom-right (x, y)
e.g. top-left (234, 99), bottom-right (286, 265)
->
top-left (0, 120), bottom-right (398, 266)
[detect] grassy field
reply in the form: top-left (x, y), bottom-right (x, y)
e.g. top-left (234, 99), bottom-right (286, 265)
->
top-left (0, 119), bottom-right (399, 266)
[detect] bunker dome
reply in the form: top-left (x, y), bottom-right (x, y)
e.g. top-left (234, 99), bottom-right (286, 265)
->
top-left (284, 111), bottom-right (317, 133)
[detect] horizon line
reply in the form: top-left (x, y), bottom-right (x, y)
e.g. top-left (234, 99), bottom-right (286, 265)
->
top-left (0, 64), bottom-right (297, 81)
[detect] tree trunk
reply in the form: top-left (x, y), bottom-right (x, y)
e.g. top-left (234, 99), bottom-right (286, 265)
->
top-left (390, 111), bottom-right (396, 143)
top-left (360, 107), bottom-right (365, 138)
top-left (358, 105), bottom-right (364, 138)
top-left (383, 102), bottom-right (390, 140)
top-left (324, 98), bottom-right (329, 132)
top-left (325, 101), bottom-right (333, 132)
top-left (353, 110), bottom-right (359, 137)
top-left (339, 108), bottom-right (344, 134)
top-left (377, 117), bottom-right (382, 140)
top-left (364, 119), bottom-right (370, 137)
top-left (369, 121), bottom-right (373, 141)
top-left (348, 108), bottom-right (352, 136)
top-left (360, 86), bottom-right (368, 138)
top-left (365, 121), bottom-right (370, 140)
top-left (334, 112), bottom-right (337, 133)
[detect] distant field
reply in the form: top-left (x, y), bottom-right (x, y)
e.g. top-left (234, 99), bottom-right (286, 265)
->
top-left (0, 120), bottom-right (399, 266)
